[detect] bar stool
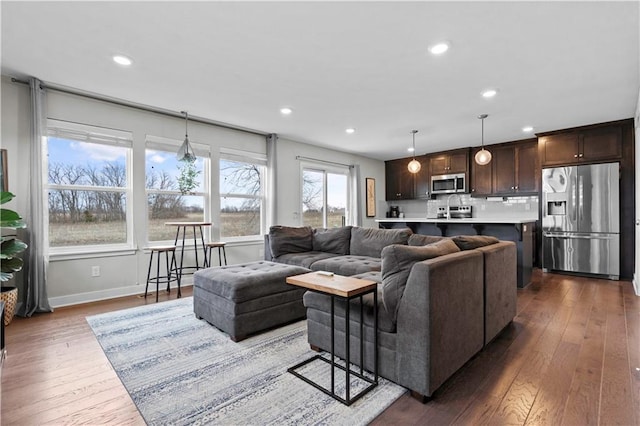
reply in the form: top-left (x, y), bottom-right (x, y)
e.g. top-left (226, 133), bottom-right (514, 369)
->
top-left (205, 242), bottom-right (227, 267)
top-left (145, 245), bottom-right (181, 302)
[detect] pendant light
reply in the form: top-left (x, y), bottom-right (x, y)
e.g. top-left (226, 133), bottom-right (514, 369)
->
top-left (475, 114), bottom-right (492, 166)
top-left (407, 130), bottom-right (421, 173)
top-left (177, 111), bottom-right (196, 162)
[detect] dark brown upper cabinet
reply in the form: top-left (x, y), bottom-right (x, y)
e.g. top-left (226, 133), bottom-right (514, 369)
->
top-left (469, 148), bottom-right (492, 196)
top-left (492, 140), bottom-right (538, 195)
top-left (538, 125), bottom-right (622, 167)
top-left (414, 155), bottom-right (431, 199)
top-left (385, 158), bottom-right (415, 200)
top-left (429, 148), bottom-right (469, 175)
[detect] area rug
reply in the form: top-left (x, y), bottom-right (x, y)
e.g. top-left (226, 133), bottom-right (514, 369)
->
top-left (86, 297), bottom-right (406, 425)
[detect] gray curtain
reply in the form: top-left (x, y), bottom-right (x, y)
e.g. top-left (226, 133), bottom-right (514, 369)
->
top-left (348, 165), bottom-right (361, 226)
top-left (18, 78), bottom-right (52, 316)
top-left (266, 134), bottom-right (278, 228)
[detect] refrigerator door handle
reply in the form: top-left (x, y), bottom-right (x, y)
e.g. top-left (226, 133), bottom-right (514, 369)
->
top-left (571, 173), bottom-right (578, 223)
top-left (543, 232), bottom-right (617, 240)
top-left (578, 174), bottom-right (584, 226)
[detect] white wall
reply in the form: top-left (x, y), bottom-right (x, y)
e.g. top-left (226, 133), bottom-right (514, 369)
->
top-left (1, 76), bottom-right (385, 306)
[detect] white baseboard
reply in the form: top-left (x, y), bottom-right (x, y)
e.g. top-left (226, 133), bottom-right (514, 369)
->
top-left (48, 277), bottom-right (193, 308)
top-left (634, 273), bottom-right (640, 296)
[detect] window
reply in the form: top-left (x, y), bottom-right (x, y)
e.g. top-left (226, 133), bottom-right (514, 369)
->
top-left (146, 136), bottom-right (209, 242)
top-left (219, 150), bottom-right (266, 239)
top-left (302, 167), bottom-right (349, 228)
top-left (46, 120), bottom-right (133, 250)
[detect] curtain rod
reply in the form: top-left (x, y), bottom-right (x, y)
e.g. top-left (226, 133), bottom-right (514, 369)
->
top-left (296, 155), bottom-right (354, 168)
top-left (10, 77), bottom-right (269, 137)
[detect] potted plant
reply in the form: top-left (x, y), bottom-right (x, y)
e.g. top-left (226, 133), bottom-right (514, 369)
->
top-left (1, 191), bottom-right (27, 325)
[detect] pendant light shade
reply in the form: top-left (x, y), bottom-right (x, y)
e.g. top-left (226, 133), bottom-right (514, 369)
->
top-left (177, 111), bottom-right (196, 162)
top-left (475, 114), bottom-right (492, 166)
top-left (407, 130), bottom-right (421, 173)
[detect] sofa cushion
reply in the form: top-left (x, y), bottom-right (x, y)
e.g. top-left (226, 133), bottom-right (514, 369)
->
top-left (350, 227), bottom-right (412, 258)
top-left (351, 270), bottom-right (382, 284)
top-left (303, 285), bottom-right (396, 333)
top-left (310, 255), bottom-right (381, 276)
top-left (274, 251), bottom-right (339, 269)
top-left (269, 225), bottom-right (313, 257)
top-left (408, 234), bottom-right (446, 246)
top-left (313, 226), bottom-right (352, 255)
top-left (452, 235), bottom-right (500, 250)
top-left (381, 239), bottom-right (460, 320)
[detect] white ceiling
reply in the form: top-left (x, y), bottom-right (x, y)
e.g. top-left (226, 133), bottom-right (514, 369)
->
top-left (2, 1), bottom-right (639, 161)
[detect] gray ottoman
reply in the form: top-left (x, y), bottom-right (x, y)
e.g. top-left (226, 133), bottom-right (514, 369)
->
top-left (193, 261), bottom-right (311, 341)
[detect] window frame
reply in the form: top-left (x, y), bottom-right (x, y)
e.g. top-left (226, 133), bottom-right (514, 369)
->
top-left (45, 119), bottom-right (134, 256)
top-left (145, 135), bottom-right (211, 244)
top-left (219, 148), bottom-right (267, 242)
top-left (300, 162), bottom-right (350, 228)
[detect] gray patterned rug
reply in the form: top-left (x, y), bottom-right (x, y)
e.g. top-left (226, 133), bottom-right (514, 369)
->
top-left (86, 297), bottom-right (406, 425)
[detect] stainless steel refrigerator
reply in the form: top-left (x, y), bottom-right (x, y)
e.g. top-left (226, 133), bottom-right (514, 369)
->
top-left (542, 162), bottom-right (620, 280)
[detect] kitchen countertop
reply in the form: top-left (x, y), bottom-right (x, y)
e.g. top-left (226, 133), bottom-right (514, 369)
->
top-left (375, 218), bottom-right (537, 224)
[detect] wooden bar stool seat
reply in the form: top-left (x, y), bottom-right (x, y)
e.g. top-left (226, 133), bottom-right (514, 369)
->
top-left (205, 242), bottom-right (228, 267)
top-left (145, 245), bottom-right (182, 302)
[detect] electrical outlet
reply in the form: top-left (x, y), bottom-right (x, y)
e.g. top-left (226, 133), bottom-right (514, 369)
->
top-left (525, 203), bottom-right (531, 211)
top-left (91, 266), bottom-right (100, 277)
top-left (481, 204), bottom-right (486, 211)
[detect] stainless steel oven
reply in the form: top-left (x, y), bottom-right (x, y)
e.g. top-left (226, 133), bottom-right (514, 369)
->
top-left (431, 173), bottom-right (466, 194)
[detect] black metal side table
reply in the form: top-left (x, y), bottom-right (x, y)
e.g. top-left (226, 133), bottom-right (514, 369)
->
top-left (286, 272), bottom-right (378, 406)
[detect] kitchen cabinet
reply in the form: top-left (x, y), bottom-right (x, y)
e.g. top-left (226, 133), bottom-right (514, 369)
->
top-left (414, 155), bottom-right (431, 198)
top-left (538, 125), bottom-right (622, 167)
top-left (469, 147), bottom-right (492, 196)
top-left (429, 149), bottom-right (469, 175)
top-left (385, 158), bottom-right (415, 200)
top-left (492, 140), bottom-right (538, 195)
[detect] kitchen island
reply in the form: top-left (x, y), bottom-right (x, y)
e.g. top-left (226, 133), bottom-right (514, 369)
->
top-left (376, 218), bottom-right (537, 288)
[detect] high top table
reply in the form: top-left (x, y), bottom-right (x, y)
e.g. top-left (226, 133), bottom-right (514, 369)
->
top-left (165, 221), bottom-right (212, 278)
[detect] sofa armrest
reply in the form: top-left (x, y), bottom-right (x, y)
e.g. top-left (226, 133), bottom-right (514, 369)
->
top-left (396, 250), bottom-right (484, 397)
top-left (264, 234), bottom-right (274, 261)
top-left (475, 241), bottom-right (517, 345)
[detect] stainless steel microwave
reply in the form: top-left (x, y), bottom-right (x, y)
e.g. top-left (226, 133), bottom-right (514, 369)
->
top-left (431, 173), bottom-right (466, 194)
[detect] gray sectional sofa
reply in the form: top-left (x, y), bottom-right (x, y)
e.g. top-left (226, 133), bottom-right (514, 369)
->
top-left (265, 225), bottom-right (517, 401)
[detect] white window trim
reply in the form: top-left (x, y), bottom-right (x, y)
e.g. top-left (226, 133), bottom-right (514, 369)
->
top-left (219, 150), bottom-right (266, 241)
top-left (46, 121), bottom-right (134, 254)
top-left (145, 135), bottom-right (211, 244)
top-left (299, 161), bottom-right (351, 228)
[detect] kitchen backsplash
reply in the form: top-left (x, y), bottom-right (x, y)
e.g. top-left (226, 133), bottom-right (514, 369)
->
top-left (386, 195), bottom-right (539, 221)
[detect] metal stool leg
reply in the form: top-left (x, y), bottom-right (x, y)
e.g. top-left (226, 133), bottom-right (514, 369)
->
top-left (165, 251), bottom-right (171, 294)
top-left (144, 251), bottom-right (154, 298)
top-left (174, 250), bottom-right (182, 298)
top-left (222, 245), bottom-right (227, 265)
top-left (155, 249), bottom-right (161, 303)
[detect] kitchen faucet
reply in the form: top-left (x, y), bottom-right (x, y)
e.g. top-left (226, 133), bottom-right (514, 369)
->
top-left (446, 194), bottom-right (462, 219)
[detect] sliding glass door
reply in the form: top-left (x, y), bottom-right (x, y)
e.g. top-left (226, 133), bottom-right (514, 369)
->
top-left (302, 167), bottom-right (348, 228)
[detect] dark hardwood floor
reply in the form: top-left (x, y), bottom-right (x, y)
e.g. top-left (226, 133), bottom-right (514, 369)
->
top-left (2, 271), bottom-right (639, 425)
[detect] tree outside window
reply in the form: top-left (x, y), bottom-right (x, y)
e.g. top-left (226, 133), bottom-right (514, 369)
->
top-left (219, 157), bottom-right (265, 238)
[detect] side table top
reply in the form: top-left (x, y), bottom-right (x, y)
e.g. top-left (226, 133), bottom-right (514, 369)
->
top-left (165, 221), bottom-right (212, 226)
top-left (286, 272), bottom-right (376, 298)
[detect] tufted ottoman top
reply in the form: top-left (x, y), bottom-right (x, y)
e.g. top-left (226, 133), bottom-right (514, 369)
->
top-left (193, 261), bottom-right (311, 303)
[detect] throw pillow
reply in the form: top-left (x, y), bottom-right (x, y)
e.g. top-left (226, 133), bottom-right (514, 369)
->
top-left (269, 225), bottom-right (313, 258)
top-left (381, 238), bottom-right (460, 320)
top-left (408, 234), bottom-right (446, 246)
top-left (451, 235), bottom-right (500, 250)
top-left (350, 226), bottom-right (412, 258)
top-left (312, 226), bottom-right (352, 255)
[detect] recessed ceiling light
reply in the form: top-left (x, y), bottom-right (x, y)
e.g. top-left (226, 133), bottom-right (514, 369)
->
top-left (481, 89), bottom-right (498, 98)
top-left (522, 126), bottom-right (534, 132)
top-left (345, 128), bottom-right (356, 134)
top-left (407, 147), bottom-right (415, 152)
top-left (280, 107), bottom-right (293, 115)
top-left (428, 42), bottom-right (450, 55)
top-left (112, 55), bottom-right (133, 66)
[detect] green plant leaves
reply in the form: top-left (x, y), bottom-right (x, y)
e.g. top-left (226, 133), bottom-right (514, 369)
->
top-left (1, 257), bottom-right (24, 281)
top-left (0, 192), bottom-right (15, 205)
top-left (0, 238), bottom-right (28, 258)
